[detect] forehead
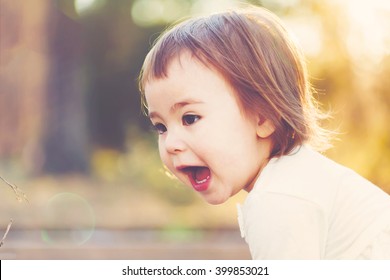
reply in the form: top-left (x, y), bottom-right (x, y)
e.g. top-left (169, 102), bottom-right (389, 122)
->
top-left (144, 53), bottom-right (253, 120)
top-left (145, 54), bottom-right (217, 100)
top-left (145, 52), bottom-right (252, 117)
top-left (144, 52), bottom-right (214, 93)
top-left (145, 50), bottom-right (205, 81)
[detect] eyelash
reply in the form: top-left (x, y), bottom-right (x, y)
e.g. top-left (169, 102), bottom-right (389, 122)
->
top-left (152, 123), bottom-right (167, 135)
top-left (182, 114), bottom-right (200, 126)
top-left (152, 114), bottom-right (201, 135)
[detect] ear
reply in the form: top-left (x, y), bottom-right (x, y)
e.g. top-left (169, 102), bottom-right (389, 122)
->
top-left (256, 117), bottom-right (275, 138)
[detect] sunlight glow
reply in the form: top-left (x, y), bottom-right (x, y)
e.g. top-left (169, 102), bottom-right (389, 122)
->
top-left (284, 16), bottom-right (324, 57)
top-left (340, 0), bottom-right (390, 65)
top-left (130, 0), bottom-right (389, 65)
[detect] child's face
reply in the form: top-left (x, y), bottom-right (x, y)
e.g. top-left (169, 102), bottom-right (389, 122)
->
top-left (144, 53), bottom-right (274, 204)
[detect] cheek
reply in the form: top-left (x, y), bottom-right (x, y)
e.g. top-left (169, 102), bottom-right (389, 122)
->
top-left (215, 130), bottom-right (259, 168)
top-left (158, 141), bottom-right (168, 164)
top-left (158, 141), bottom-right (175, 173)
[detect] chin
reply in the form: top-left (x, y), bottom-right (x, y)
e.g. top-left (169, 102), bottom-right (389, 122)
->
top-left (201, 192), bottom-right (230, 205)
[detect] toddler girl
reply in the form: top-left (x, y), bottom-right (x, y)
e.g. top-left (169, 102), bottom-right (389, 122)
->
top-left (138, 6), bottom-right (390, 259)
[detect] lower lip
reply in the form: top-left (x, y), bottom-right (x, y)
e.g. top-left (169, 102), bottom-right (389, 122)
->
top-left (188, 174), bottom-right (211, 192)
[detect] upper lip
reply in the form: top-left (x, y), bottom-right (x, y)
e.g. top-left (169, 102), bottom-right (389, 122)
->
top-left (176, 165), bottom-right (196, 173)
top-left (176, 165), bottom-right (190, 170)
top-left (176, 165), bottom-right (206, 175)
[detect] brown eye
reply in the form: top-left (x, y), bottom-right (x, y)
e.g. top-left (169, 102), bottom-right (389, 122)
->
top-left (182, 115), bottom-right (200, 126)
top-left (153, 123), bottom-right (167, 134)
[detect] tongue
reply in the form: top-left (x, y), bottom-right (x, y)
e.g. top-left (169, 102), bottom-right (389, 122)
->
top-left (195, 167), bottom-right (210, 182)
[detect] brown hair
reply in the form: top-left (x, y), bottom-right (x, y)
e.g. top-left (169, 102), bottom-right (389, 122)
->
top-left (139, 6), bottom-right (332, 157)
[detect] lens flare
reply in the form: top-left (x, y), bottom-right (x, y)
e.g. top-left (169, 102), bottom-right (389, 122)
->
top-left (41, 192), bottom-right (95, 246)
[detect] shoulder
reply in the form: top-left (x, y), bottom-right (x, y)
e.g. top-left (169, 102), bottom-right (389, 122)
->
top-left (250, 145), bottom-right (348, 202)
top-left (273, 145), bottom-right (347, 178)
top-left (240, 145), bottom-right (390, 259)
top-left (239, 185), bottom-right (327, 259)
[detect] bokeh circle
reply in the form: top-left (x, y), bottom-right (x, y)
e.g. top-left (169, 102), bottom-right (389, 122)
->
top-left (41, 192), bottom-right (95, 246)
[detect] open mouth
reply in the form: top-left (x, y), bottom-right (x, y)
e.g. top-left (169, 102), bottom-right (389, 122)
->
top-left (178, 166), bottom-right (211, 192)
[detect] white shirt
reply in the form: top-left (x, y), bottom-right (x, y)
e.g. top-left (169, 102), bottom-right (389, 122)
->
top-left (237, 145), bottom-right (390, 259)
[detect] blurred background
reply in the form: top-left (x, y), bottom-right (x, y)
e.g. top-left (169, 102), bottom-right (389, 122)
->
top-left (0, 0), bottom-right (389, 259)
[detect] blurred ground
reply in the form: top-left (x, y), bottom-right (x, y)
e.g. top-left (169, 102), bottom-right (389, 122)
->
top-left (0, 175), bottom-right (249, 259)
top-left (0, 229), bottom-right (250, 260)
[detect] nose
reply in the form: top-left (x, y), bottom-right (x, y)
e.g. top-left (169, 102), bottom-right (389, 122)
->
top-left (164, 129), bottom-right (186, 154)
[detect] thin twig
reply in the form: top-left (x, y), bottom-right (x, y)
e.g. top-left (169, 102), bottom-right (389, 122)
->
top-left (1, 175), bottom-right (28, 248)
top-left (0, 219), bottom-right (13, 248)
top-left (0, 175), bottom-right (29, 203)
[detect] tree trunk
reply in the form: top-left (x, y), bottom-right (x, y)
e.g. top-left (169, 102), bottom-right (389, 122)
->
top-left (41, 2), bottom-right (89, 174)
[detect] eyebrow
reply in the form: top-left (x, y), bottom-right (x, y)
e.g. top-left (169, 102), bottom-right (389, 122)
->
top-left (148, 99), bottom-right (203, 119)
